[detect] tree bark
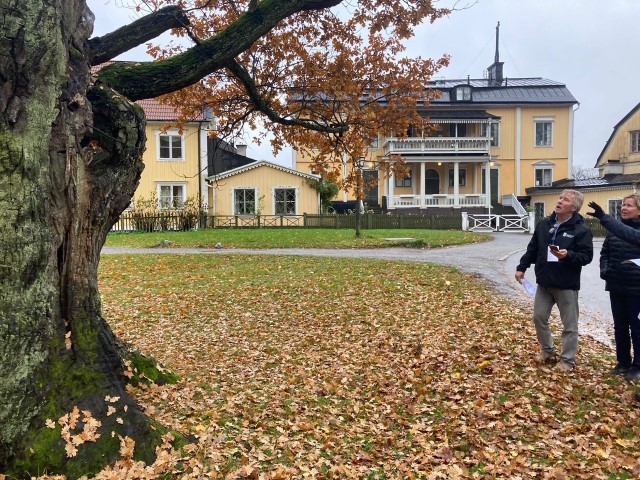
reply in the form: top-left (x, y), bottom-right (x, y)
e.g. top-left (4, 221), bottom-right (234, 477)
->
top-left (0, 0), bottom-right (348, 476)
top-left (0, 1), bottom-right (166, 477)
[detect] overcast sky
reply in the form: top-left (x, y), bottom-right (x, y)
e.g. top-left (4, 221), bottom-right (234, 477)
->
top-left (87, 0), bottom-right (638, 171)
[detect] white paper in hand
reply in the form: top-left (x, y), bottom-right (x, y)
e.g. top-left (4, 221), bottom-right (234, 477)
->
top-left (521, 278), bottom-right (536, 296)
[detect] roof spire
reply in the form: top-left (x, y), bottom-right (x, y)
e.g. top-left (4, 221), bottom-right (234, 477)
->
top-left (495, 21), bottom-right (500, 63)
top-left (487, 22), bottom-right (504, 85)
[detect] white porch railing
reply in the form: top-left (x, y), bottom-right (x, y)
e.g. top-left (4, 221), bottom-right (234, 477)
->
top-left (501, 194), bottom-right (528, 216)
top-left (462, 212), bottom-right (535, 233)
top-left (391, 194), bottom-right (488, 208)
top-left (384, 137), bottom-right (490, 155)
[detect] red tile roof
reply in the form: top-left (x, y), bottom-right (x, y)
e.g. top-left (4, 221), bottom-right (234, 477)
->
top-left (91, 62), bottom-right (203, 122)
top-left (136, 98), bottom-right (203, 122)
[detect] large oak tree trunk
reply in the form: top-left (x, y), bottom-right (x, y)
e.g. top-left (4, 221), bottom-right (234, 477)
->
top-left (0, 1), bottom-right (166, 477)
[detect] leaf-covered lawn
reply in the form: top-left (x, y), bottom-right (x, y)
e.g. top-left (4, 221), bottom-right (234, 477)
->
top-left (95, 254), bottom-right (640, 479)
top-left (104, 228), bottom-right (490, 249)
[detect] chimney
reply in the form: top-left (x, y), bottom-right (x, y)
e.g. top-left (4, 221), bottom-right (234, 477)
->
top-left (487, 22), bottom-right (504, 85)
top-left (236, 143), bottom-right (247, 156)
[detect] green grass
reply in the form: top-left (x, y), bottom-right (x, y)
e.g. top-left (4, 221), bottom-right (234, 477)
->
top-left (105, 228), bottom-right (491, 249)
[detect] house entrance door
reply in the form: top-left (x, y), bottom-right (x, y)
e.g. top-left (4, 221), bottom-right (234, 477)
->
top-left (425, 169), bottom-right (440, 194)
top-left (482, 168), bottom-right (499, 204)
top-left (363, 170), bottom-right (379, 207)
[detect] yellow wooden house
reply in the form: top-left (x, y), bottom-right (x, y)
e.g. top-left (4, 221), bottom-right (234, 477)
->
top-left (294, 35), bottom-right (578, 216)
top-left (133, 99), bottom-right (321, 220)
top-left (207, 161), bottom-right (321, 220)
top-left (133, 98), bottom-right (209, 209)
top-left (528, 102), bottom-right (640, 220)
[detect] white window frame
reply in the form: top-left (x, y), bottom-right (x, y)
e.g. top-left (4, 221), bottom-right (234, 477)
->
top-left (395, 172), bottom-right (412, 188)
top-left (157, 183), bottom-right (186, 209)
top-left (455, 86), bottom-right (471, 101)
top-left (631, 131), bottom-right (640, 153)
top-left (608, 198), bottom-right (623, 219)
top-left (534, 166), bottom-right (553, 187)
top-left (273, 187), bottom-right (298, 215)
top-left (233, 187), bottom-right (257, 215)
top-left (534, 201), bottom-right (545, 220)
top-left (448, 168), bottom-right (467, 187)
top-left (368, 136), bottom-right (379, 149)
top-left (534, 118), bottom-right (554, 147)
top-left (156, 130), bottom-right (185, 161)
top-left (481, 122), bottom-right (500, 147)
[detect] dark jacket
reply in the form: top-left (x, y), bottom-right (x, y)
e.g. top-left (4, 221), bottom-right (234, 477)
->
top-left (600, 214), bottom-right (640, 247)
top-left (517, 212), bottom-right (593, 290)
top-left (600, 218), bottom-right (640, 295)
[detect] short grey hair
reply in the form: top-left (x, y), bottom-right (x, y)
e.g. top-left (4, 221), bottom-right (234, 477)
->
top-left (561, 189), bottom-right (584, 212)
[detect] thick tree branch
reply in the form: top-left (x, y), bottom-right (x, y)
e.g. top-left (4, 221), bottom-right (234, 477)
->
top-left (225, 59), bottom-right (348, 134)
top-left (88, 6), bottom-right (190, 65)
top-left (96, 0), bottom-right (342, 100)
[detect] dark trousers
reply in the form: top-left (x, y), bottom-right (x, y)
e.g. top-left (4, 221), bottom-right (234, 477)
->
top-left (609, 292), bottom-right (640, 368)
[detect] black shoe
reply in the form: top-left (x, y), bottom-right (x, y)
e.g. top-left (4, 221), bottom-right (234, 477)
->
top-left (610, 364), bottom-right (631, 376)
top-left (624, 367), bottom-right (640, 382)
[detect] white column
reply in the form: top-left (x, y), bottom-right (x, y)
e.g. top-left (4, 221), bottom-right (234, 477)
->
top-left (516, 107), bottom-right (522, 196)
top-left (388, 170), bottom-right (395, 208)
top-left (453, 162), bottom-right (460, 207)
top-left (484, 161), bottom-right (491, 208)
top-left (420, 162), bottom-right (426, 207)
top-left (200, 127), bottom-right (209, 207)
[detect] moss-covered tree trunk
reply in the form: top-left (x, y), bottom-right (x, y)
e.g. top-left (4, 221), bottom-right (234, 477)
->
top-left (0, 0), bottom-right (350, 476)
top-left (0, 1), bottom-right (165, 477)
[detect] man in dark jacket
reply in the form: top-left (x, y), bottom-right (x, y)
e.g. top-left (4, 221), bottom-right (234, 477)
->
top-left (515, 189), bottom-right (594, 371)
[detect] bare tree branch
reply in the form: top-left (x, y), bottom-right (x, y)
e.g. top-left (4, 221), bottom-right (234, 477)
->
top-left (225, 59), bottom-right (348, 134)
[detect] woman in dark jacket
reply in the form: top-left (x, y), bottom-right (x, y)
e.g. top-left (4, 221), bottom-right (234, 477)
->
top-left (600, 194), bottom-right (640, 382)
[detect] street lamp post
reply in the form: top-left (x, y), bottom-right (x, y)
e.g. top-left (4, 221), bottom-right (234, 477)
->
top-left (355, 157), bottom-right (365, 238)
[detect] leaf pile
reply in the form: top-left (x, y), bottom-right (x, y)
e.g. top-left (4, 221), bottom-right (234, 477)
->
top-left (94, 254), bottom-right (640, 479)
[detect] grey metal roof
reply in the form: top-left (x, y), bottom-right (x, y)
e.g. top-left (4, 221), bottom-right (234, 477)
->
top-left (425, 78), bottom-right (577, 106)
top-left (418, 110), bottom-right (500, 120)
top-left (525, 173), bottom-right (640, 194)
top-left (429, 77), bottom-right (566, 88)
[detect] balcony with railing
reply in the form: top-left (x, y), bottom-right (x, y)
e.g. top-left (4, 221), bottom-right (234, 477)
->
top-left (383, 136), bottom-right (491, 157)
top-left (390, 193), bottom-right (488, 208)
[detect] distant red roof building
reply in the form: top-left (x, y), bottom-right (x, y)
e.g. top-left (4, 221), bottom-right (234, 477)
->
top-left (91, 62), bottom-right (203, 122)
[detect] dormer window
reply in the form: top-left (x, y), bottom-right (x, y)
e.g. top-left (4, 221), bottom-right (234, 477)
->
top-left (455, 86), bottom-right (472, 102)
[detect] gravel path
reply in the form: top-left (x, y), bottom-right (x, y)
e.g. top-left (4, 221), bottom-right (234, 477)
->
top-left (102, 232), bottom-right (613, 348)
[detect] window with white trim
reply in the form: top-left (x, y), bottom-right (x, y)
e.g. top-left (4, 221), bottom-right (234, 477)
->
top-left (455, 86), bottom-right (471, 101)
top-left (158, 183), bottom-right (186, 208)
top-left (535, 119), bottom-right (553, 147)
top-left (234, 188), bottom-right (256, 215)
top-left (157, 131), bottom-right (184, 161)
top-left (274, 188), bottom-right (297, 215)
top-left (534, 202), bottom-right (545, 222)
top-left (448, 168), bottom-right (467, 187)
top-left (609, 199), bottom-right (623, 219)
top-left (395, 172), bottom-right (412, 188)
top-left (631, 131), bottom-right (640, 153)
top-left (534, 167), bottom-right (552, 187)
top-left (368, 136), bottom-right (379, 149)
top-left (481, 122), bottom-right (500, 147)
